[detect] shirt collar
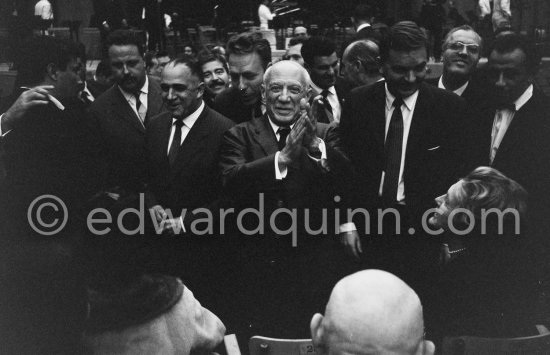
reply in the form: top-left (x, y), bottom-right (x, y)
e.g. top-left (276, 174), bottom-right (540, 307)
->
top-left (438, 76), bottom-right (469, 96)
top-left (172, 101), bottom-right (205, 129)
top-left (310, 81), bottom-right (335, 96)
top-left (118, 75), bottom-right (149, 98)
top-left (268, 116), bottom-right (295, 136)
top-left (384, 83), bottom-right (418, 111)
top-left (356, 23), bottom-right (371, 32)
top-left (513, 84), bottom-right (533, 112)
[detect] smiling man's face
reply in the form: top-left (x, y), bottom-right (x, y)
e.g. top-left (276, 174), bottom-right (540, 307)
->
top-left (442, 30), bottom-right (481, 79)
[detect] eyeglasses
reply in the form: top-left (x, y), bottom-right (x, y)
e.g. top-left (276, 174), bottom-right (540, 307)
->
top-left (447, 41), bottom-right (480, 55)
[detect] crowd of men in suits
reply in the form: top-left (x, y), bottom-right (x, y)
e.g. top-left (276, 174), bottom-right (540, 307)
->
top-left (0, 10), bottom-right (549, 353)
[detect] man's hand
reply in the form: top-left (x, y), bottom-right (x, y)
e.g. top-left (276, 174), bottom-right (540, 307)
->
top-left (149, 205), bottom-right (167, 223)
top-left (339, 230), bottom-right (363, 260)
top-left (161, 218), bottom-right (184, 235)
top-left (2, 86), bottom-right (53, 132)
top-left (278, 114), bottom-right (307, 169)
top-left (300, 98), bottom-right (321, 155)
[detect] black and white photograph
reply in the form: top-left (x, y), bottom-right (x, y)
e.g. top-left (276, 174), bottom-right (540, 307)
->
top-left (1, 0), bottom-right (550, 354)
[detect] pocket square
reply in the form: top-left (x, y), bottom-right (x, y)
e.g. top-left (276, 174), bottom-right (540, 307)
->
top-left (427, 145), bottom-right (441, 151)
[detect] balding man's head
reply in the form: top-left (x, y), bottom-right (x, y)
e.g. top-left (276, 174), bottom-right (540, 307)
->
top-left (310, 270), bottom-right (435, 355)
top-left (341, 39), bottom-right (382, 87)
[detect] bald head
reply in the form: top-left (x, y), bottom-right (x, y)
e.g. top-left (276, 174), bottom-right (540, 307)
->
top-left (341, 39), bottom-right (382, 88)
top-left (311, 270), bottom-right (434, 355)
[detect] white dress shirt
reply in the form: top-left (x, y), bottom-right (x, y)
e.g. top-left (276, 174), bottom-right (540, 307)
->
top-left (438, 77), bottom-right (469, 97)
top-left (490, 84), bottom-right (533, 163)
top-left (119, 76), bottom-right (149, 126)
top-left (167, 101), bottom-right (205, 154)
top-left (310, 81), bottom-right (341, 123)
top-left (378, 84), bottom-right (419, 203)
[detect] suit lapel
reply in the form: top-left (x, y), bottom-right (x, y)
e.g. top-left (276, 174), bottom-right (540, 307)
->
top-left (168, 107), bottom-right (213, 181)
top-left (156, 113), bottom-right (172, 168)
top-left (146, 77), bottom-right (163, 119)
top-left (493, 95), bottom-right (536, 164)
top-left (406, 84), bottom-right (432, 153)
top-left (372, 83), bottom-right (388, 150)
top-left (112, 87), bottom-right (146, 134)
top-left (252, 115), bottom-right (279, 156)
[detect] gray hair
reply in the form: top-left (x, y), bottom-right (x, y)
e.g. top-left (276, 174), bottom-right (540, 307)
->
top-left (263, 60), bottom-right (311, 89)
top-left (442, 25), bottom-right (483, 52)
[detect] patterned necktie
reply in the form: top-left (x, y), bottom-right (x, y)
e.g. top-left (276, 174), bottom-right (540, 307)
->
top-left (321, 89), bottom-right (333, 123)
top-left (80, 91), bottom-right (92, 106)
top-left (168, 119), bottom-right (184, 166)
top-left (277, 127), bottom-right (291, 151)
top-left (134, 92), bottom-right (146, 125)
top-left (382, 97), bottom-right (404, 204)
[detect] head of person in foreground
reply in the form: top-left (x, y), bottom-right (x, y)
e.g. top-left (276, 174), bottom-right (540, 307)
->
top-left (311, 269), bottom-right (435, 355)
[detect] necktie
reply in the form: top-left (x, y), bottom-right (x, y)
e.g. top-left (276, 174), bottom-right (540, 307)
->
top-left (168, 119), bottom-right (184, 166)
top-left (321, 89), bottom-right (333, 123)
top-left (277, 127), bottom-right (291, 151)
top-left (80, 91), bottom-right (92, 106)
top-left (382, 97), bottom-right (404, 204)
top-left (134, 92), bottom-right (146, 125)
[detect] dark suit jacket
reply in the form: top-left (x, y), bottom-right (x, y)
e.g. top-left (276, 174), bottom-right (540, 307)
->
top-left (311, 77), bottom-right (348, 124)
top-left (474, 86), bottom-right (550, 198)
top-left (213, 87), bottom-right (262, 124)
top-left (219, 115), bottom-right (354, 238)
top-left (145, 105), bottom-right (235, 218)
top-left (340, 81), bottom-right (470, 226)
top-left (89, 77), bottom-right (165, 192)
top-left (471, 86), bottom-right (550, 253)
top-left (1, 99), bottom-right (101, 218)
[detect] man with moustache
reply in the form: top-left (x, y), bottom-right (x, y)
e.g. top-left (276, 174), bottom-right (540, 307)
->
top-left (89, 30), bottom-right (165, 194)
top-left (339, 22), bottom-right (469, 287)
top-left (197, 49), bottom-right (230, 108)
top-left (214, 32), bottom-right (271, 123)
top-left (301, 36), bottom-right (344, 123)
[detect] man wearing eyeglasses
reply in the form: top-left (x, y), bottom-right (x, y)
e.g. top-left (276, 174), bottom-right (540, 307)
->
top-left (438, 25), bottom-right (483, 98)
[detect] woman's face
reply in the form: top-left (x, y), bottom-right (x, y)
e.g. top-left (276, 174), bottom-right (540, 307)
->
top-left (429, 180), bottom-right (464, 230)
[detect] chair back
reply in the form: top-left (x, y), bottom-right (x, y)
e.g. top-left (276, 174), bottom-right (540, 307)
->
top-left (249, 336), bottom-right (316, 355)
top-left (442, 333), bottom-right (550, 355)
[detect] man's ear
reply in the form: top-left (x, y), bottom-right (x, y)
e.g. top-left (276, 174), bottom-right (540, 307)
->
top-left (46, 63), bottom-right (58, 81)
top-left (196, 82), bottom-right (205, 99)
top-left (310, 313), bottom-right (325, 349)
top-left (261, 83), bottom-right (266, 102)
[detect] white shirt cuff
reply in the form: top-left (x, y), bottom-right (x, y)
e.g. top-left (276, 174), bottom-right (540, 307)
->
top-left (338, 222), bottom-right (357, 234)
top-left (274, 151), bottom-right (288, 180)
